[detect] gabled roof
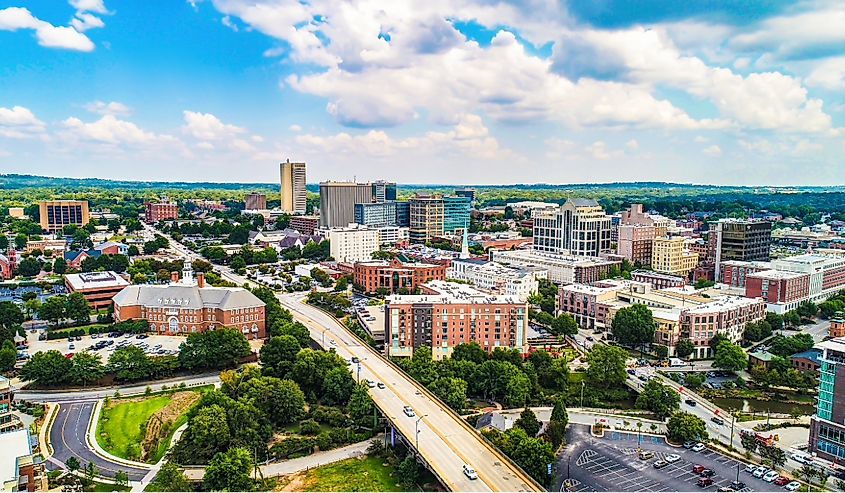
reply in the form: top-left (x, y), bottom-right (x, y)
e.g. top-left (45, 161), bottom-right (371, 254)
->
top-left (94, 241), bottom-right (124, 251)
top-left (64, 249), bottom-right (102, 262)
top-left (112, 283), bottom-right (265, 311)
top-left (790, 348), bottom-right (822, 364)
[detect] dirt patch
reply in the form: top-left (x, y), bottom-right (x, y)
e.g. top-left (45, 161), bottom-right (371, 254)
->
top-left (140, 391), bottom-right (200, 461)
top-left (276, 473), bottom-right (304, 492)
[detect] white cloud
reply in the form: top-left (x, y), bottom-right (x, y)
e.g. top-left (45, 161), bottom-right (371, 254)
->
top-left (0, 7), bottom-right (94, 51)
top-left (288, 124), bottom-right (302, 132)
top-left (70, 12), bottom-right (104, 32)
top-left (694, 135), bottom-right (709, 142)
top-left (58, 115), bottom-right (180, 146)
top-left (221, 15), bottom-right (238, 31)
top-left (733, 58), bottom-right (750, 69)
top-left (584, 141), bottom-right (624, 160)
top-left (625, 139), bottom-right (638, 150)
top-left (83, 101), bottom-right (132, 116)
top-left (805, 56), bottom-right (845, 91)
top-left (701, 145), bottom-right (722, 157)
top-left (729, 4), bottom-right (845, 60)
top-left (182, 111), bottom-right (247, 140)
top-left (251, 135), bottom-right (264, 142)
top-left (69, 0), bottom-right (108, 14)
top-left (196, 142), bottom-right (215, 149)
top-left (0, 106), bottom-right (46, 139)
top-left (296, 113), bottom-right (519, 160)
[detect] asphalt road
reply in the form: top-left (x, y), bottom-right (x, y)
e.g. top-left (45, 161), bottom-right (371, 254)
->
top-left (277, 294), bottom-right (542, 493)
top-left (556, 425), bottom-right (783, 493)
top-left (49, 402), bottom-right (150, 481)
top-left (16, 373), bottom-right (220, 402)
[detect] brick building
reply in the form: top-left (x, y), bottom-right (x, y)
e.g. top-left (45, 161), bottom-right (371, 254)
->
top-left (630, 270), bottom-right (687, 290)
top-left (791, 348), bottom-right (821, 374)
top-left (831, 313), bottom-right (845, 338)
top-left (244, 192), bottom-right (267, 210)
top-left (354, 258), bottom-right (446, 294)
top-left (679, 296), bottom-right (767, 358)
top-left (112, 266), bottom-right (266, 339)
top-left (385, 280), bottom-right (528, 360)
top-left (289, 215), bottom-right (320, 235)
top-left (745, 270), bottom-right (810, 312)
top-left (144, 199), bottom-right (178, 223)
top-left (720, 260), bottom-right (773, 288)
top-left (64, 271), bottom-right (130, 310)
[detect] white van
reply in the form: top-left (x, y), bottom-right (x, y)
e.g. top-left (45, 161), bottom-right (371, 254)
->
top-left (463, 464), bottom-right (478, 480)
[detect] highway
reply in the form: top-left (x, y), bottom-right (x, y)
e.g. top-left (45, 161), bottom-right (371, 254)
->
top-left (277, 295), bottom-right (543, 493)
top-left (48, 402), bottom-right (150, 481)
top-left (15, 373), bottom-right (221, 403)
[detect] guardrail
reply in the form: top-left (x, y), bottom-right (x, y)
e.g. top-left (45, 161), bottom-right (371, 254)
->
top-left (298, 302), bottom-right (547, 492)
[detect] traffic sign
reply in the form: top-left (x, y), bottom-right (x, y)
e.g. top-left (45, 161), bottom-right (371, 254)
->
top-left (547, 463), bottom-right (552, 474)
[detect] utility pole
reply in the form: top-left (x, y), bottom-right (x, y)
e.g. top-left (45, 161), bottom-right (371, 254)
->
top-left (729, 410), bottom-right (736, 450)
top-left (580, 381), bottom-right (585, 408)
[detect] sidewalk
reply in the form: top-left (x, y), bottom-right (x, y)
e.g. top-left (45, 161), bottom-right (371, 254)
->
top-left (260, 440), bottom-right (371, 477)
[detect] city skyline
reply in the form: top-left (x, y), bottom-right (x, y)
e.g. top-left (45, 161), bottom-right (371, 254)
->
top-left (1, 0), bottom-right (844, 186)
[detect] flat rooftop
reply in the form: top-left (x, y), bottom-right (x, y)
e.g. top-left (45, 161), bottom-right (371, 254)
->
top-left (65, 271), bottom-right (130, 290)
top-left (0, 429), bottom-right (31, 485)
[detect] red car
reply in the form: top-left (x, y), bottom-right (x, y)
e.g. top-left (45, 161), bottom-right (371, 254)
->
top-left (64, 353), bottom-right (73, 358)
top-left (774, 477), bottom-right (790, 485)
top-left (692, 464), bottom-right (705, 473)
top-left (697, 477), bottom-right (713, 488)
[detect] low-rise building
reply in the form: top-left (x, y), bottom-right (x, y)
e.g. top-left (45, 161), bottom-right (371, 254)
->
top-left (748, 350), bottom-right (776, 369)
top-left (652, 236), bottom-right (699, 277)
top-left (244, 192), bottom-right (267, 210)
top-left (385, 280), bottom-right (528, 359)
top-left (375, 226), bottom-right (409, 246)
top-left (745, 269), bottom-right (811, 313)
top-left (94, 240), bottom-right (129, 256)
top-left (791, 348), bottom-right (822, 374)
top-left (112, 266), bottom-right (266, 339)
top-left (720, 260), bottom-right (773, 288)
top-left (64, 271), bottom-right (130, 310)
top-left (0, 428), bottom-right (46, 492)
top-left (630, 270), bottom-right (687, 290)
top-left (448, 258), bottom-right (545, 300)
top-left (317, 224), bottom-right (380, 263)
top-left (25, 239), bottom-right (67, 254)
top-left (1, 375), bottom-right (18, 433)
top-left (289, 215), bottom-right (320, 235)
top-left (831, 313), bottom-right (845, 338)
top-left (0, 253), bottom-right (14, 280)
top-left (771, 253), bottom-right (845, 303)
top-left (489, 248), bottom-right (621, 284)
top-left (354, 258), bottom-right (446, 294)
top-left (144, 199), bottom-right (178, 223)
top-left (63, 249), bottom-right (101, 269)
top-left (678, 296), bottom-right (767, 358)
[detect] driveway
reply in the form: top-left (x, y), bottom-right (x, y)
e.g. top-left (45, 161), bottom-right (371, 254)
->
top-left (48, 402), bottom-right (150, 481)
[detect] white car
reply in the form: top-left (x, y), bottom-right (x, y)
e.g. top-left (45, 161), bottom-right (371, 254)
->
top-left (752, 466), bottom-right (769, 478)
top-left (463, 464), bottom-right (478, 480)
top-left (762, 470), bottom-right (779, 482)
top-left (665, 454), bottom-right (680, 463)
top-left (691, 443), bottom-right (706, 452)
top-left (790, 453), bottom-right (813, 465)
top-left (785, 481), bottom-right (801, 491)
top-left (403, 405), bottom-right (415, 417)
top-left (744, 463), bottom-right (756, 473)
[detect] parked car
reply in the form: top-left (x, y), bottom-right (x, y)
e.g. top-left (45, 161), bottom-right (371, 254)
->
top-left (665, 454), bottom-right (680, 463)
top-left (730, 481), bottom-right (746, 490)
top-left (697, 478), bottom-right (713, 488)
top-left (790, 453), bottom-right (813, 465)
top-left (653, 460), bottom-right (668, 469)
top-left (692, 443), bottom-right (706, 452)
top-left (785, 481), bottom-right (801, 491)
top-left (638, 451), bottom-right (654, 460)
top-left (627, 369), bottom-right (636, 375)
top-left (692, 465), bottom-right (705, 473)
top-left (700, 469), bottom-right (715, 478)
top-left (752, 466), bottom-right (769, 478)
top-left (762, 471), bottom-right (779, 482)
top-left (685, 399), bottom-right (697, 406)
top-left (774, 476), bottom-right (790, 486)
top-left (744, 464), bottom-right (756, 473)
top-left (684, 441), bottom-right (696, 449)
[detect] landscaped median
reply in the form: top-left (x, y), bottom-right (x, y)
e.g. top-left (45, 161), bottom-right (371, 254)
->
top-left (95, 385), bottom-right (210, 464)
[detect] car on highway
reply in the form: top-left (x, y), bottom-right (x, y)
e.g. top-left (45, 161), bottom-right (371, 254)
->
top-left (762, 470), bottom-right (779, 482)
top-left (685, 399), bottom-right (697, 406)
top-left (653, 460), bottom-right (668, 469)
top-left (68, 344), bottom-right (75, 350)
top-left (774, 476), bottom-right (790, 485)
top-left (730, 481), bottom-right (746, 490)
top-left (665, 454), bottom-right (680, 463)
top-left (697, 477), bottom-right (713, 488)
top-left (785, 481), bottom-right (801, 491)
top-left (366, 380), bottom-right (376, 388)
top-left (462, 464), bottom-right (478, 480)
top-left (403, 405), bottom-right (415, 417)
top-left (377, 382), bottom-right (385, 389)
top-left (692, 443), bottom-right (706, 452)
top-left (752, 466), bottom-right (769, 478)
top-left (586, 336), bottom-right (594, 341)
top-left (711, 416), bottom-right (724, 425)
top-left (692, 465), bottom-right (705, 473)
top-left (351, 356), bottom-right (359, 363)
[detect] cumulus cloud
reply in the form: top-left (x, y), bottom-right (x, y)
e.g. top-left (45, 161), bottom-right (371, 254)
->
top-left (221, 15), bottom-right (238, 31)
top-left (584, 141), bottom-right (624, 160)
top-left (701, 145), bottom-right (722, 157)
top-left (181, 111), bottom-right (255, 152)
top-left (0, 106), bottom-right (46, 139)
top-left (625, 139), bottom-right (638, 150)
top-left (58, 115), bottom-right (180, 146)
top-left (0, 7), bottom-right (94, 51)
top-left (68, 0), bottom-right (108, 14)
top-left (83, 101), bottom-right (132, 116)
top-left (288, 124), bottom-right (302, 132)
top-left (805, 56), bottom-right (845, 91)
top-left (694, 135), bottom-right (709, 142)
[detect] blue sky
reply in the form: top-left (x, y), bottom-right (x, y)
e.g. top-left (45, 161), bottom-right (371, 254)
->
top-left (1, 0), bottom-right (844, 185)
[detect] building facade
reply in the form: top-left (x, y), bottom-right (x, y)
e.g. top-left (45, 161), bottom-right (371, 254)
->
top-left (289, 215), bottom-right (319, 235)
top-left (532, 198), bottom-right (612, 256)
top-left (144, 199), bottom-right (178, 223)
top-left (712, 219), bottom-right (772, 280)
top-left (280, 160), bottom-right (307, 213)
top-left (679, 296), bottom-right (766, 358)
top-left (64, 271), bottom-right (130, 310)
top-left (320, 182), bottom-right (374, 228)
top-left (720, 260), bottom-right (773, 288)
top-left (443, 196), bottom-right (471, 234)
top-left (317, 224), bottom-right (380, 262)
top-left (112, 266), bottom-right (266, 339)
top-left (371, 181), bottom-right (397, 202)
top-left (354, 258), bottom-right (446, 293)
top-left (489, 248), bottom-right (621, 284)
top-left (651, 236), bottom-right (699, 277)
top-left (409, 193), bottom-right (444, 243)
top-left (630, 269), bottom-right (687, 290)
top-left (448, 258), bottom-right (544, 300)
top-left (745, 270), bottom-right (811, 313)
top-left (385, 280), bottom-right (528, 359)
top-left (38, 200), bottom-right (89, 233)
top-left (808, 338), bottom-right (845, 467)
top-left (355, 201), bottom-right (399, 228)
top-left (616, 224), bottom-right (655, 266)
top-left (244, 192), bottom-right (267, 210)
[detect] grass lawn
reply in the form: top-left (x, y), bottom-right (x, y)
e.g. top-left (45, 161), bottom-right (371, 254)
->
top-left (282, 420), bottom-right (334, 435)
top-left (96, 395), bottom-right (171, 461)
top-left (86, 481), bottom-right (131, 492)
top-left (296, 455), bottom-right (403, 492)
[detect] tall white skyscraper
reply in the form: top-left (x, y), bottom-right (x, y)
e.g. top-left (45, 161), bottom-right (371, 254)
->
top-left (280, 160), bottom-right (306, 213)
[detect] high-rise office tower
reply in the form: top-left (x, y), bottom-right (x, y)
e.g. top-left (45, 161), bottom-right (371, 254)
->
top-left (711, 219), bottom-right (772, 281)
top-left (39, 200), bottom-right (89, 233)
top-left (532, 198), bottom-right (612, 256)
top-left (280, 160), bottom-right (307, 213)
top-left (320, 182), bottom-right (374, 227)
top-left (409, 193), bottom-right (444, 243)
top-left (372, 181), bottom-right (397, 202)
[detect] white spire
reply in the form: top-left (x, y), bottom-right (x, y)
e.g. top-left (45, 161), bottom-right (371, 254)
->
top-left (460, 220), bottom-right (470, 259)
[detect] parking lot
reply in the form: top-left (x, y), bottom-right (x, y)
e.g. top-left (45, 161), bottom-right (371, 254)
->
top-left (19, 331), bottom-right (185, 360)
top-left (557, 425), bottom-right (784, 492)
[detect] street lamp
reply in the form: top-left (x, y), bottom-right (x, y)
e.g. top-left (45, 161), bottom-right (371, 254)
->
top-left (729, 408), bottom-right (736, 450)
top-left (580, 381), bottom-right (585, 408)
top-left (415, 415), bottom-right (428, 453)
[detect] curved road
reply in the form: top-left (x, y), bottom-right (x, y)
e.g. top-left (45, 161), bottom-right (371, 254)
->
top-left (16, 373), bottom-right (221, 403)
top-left (48, 402), bottom-right (150, 481)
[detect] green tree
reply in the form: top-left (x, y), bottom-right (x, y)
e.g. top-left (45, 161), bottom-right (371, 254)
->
top-left (349, 382), bottom-right (374, 427)
top-left (550, 312), bottom-right (579, 336)
top-left (149, 462), bottom-right (191, 493)
top-left (321, 366), bottom-right (356, 405)
top-left (740, 433), bottom-right (758, 454)
top-left (178, 327), bottom-right (251, 370)
top-left (761, 444), bottom-right (786, 469)
top-left (653, 344), bottom-right (669, 359)
top-left (52, 256), bottom-right (67, 274)
top-left (19, 349), bottom-right (72, 386)
top-left (635, 379), bottom-right (680, 418)
top-left (107, 346), bottom-right (152, 381)
top-left (230, 255), bottom-right (247, 270)
top-left (69, 352), bottom-right (104, 386)
top-left (611, 304), bottom-right (655, 346)
top-left (708, 333), bottom-right (730, 354)
top-left (0, 235), bottom-right (7, 250)
top-left (409, 345), bottom-right (438, 385)
top-left (241, 376), bottom-right (306, 426)
top-left (65, 456), bottom-right (80, 474)
top-left (397, 455), bottom-right (419, 489)
top-left (675, 339), bottom-right (695, 358)
top-left (585, 344), bottom-right (628, 386)
top-left (0, 300), bottom-right (24, 329)
top-left (204, 447), bottom-right (254, 492)
top-left (429, 377), bottom-right (468, 411)
top-left (551, 396), bottom-right (568, 425)
top-left (683, 373), bottom-right (703, 388)
top-left (0, 341), bottom-right (16, 372)
top-left (65, 291), bottom-right (92, 325)
top-left (666, 412), bottom-right (708, 442)
top-left (227, 226), bottom-right (251, 245)
top-left (258, 334), bottom-right (301, 378)
top-left (83, 461), bottom-right (99, 483)
top-left (37, 295), bottom-right (66, 326)
top-left (14, 233), bottom-right (27, 250)
top-left (16, 257), bottom-right (41, 277)
top-left (451, 341), bottom-right (487, 364)
top-left (713, 341), bottom-right (748, 371)
top-left (514, 407), bottom-right (541, 436)
top-left (114, 470), bottom-right (129, 488)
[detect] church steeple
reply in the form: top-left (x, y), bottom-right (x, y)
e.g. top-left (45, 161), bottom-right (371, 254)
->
top-left (460, 220), bottom-right (470, 259)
